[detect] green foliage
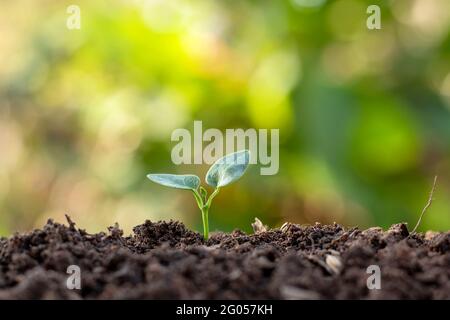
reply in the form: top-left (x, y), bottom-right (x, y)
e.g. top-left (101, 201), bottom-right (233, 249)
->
top-left (147, 174), bottom-right (200, 190)
top-left (147, 150), bottom-right (251, 239)
top-left (206, 150), bottom-right (250, 188)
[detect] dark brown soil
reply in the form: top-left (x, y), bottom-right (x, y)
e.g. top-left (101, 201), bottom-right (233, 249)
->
top-left (0, 216), bottom-right (449, 299)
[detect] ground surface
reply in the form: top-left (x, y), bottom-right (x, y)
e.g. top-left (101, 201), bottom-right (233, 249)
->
top-left (0, 217), bottom-right (449, 299)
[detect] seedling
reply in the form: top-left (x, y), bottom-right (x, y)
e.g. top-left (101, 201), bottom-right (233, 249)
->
top-left (147, 150), bottom-right (250, 239)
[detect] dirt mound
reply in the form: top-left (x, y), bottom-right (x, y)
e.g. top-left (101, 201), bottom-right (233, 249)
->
top-left (0, 217), bottom-right (449, 299)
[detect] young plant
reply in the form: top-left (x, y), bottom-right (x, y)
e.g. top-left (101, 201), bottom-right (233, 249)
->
top-left (147, 150), bottom-right (250, 239)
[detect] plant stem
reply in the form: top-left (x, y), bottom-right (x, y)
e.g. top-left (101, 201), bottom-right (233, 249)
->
top-left (192, 187), bottom-right (220, 240)
top-left (206, 187), bottom-right (220, 208)
top-left (201, 206), bottom-right (209, 239)
top-left (192, 189), bottom-right (203, 208)
top-left (192, 189), bottom-right (208, 239)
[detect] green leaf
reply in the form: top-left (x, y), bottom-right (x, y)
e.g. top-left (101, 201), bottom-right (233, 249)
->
top-left (147, 174), bottom-right (200, 190)
top-left (206, 150), bottom-right (250, 187)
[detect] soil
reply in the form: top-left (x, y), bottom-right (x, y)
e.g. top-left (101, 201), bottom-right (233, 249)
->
top-left (0, 216), bottom-right (449, 299)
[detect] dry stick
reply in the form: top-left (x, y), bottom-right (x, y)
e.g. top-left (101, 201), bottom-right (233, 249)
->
top-left (411, 175), bottom-right (438, 234)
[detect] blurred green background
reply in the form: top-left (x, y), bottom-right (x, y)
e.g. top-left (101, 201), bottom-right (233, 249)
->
top-left (0, 0), bottom-right (449, 236)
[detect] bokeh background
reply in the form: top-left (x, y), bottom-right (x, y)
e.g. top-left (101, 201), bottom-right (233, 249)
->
top-left (1, 0), bottom-right (450, 236)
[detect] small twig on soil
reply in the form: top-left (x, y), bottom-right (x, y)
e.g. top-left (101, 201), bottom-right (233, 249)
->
top-left (280, 222), bottom-right (292, 233)
top-left (251, 217), bottom-right (268, 234)
top-left (411, 175), bottom-right (438, 234)
top-left (65, 214), bottom-right (77, 231)
top-left (306, 254), bottom-right (335, 275)
top-left (325, 254), bottom-right (342, 274)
